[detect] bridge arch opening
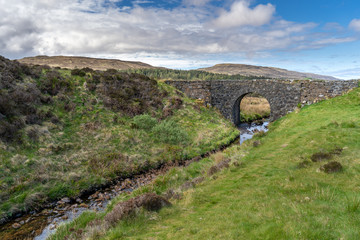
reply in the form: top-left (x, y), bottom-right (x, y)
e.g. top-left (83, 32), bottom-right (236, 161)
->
top-left (233, 93), bottom-right (271, 126)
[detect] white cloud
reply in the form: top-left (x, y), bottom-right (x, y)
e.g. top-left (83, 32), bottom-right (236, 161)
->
top-left (183, 0), bottom-right (211, 7)
top-left (313, 37), bottom-right (356, 45)
top-left (349, 19), bottom-right (360, 31)
top-left (329, 67), bottom-right (360, 80)
top-left (323, 22), bottom-right (344, 32)
top-left (212, 0), bottom-right (275, 28)
top-left (0, 0), bottom-right (355, 65)
top-left (294, 37), bottom-right (356, 51)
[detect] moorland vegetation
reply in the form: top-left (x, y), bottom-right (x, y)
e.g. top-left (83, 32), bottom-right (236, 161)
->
top-left (0, 57), bottom-right (238, 222)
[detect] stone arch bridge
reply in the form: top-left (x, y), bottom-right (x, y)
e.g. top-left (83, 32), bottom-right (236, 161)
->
top-left (166, 79), bottom-right (358, 124)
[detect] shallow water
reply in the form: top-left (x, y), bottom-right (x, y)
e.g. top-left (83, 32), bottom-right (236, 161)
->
top-left (238, 121), bottom-right (269, 145)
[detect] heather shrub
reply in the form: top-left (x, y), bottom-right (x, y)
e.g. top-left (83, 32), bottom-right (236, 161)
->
top-left (71, 68), bottom-right (86, 77)
top-left (0, 117), bottom-right (25, 142)
top-left (96, 72), bottom-right (164, 116)
top-left (0, 57), bottom-right (45, 142)
top-left (39, 70), bottom-right (74, 95)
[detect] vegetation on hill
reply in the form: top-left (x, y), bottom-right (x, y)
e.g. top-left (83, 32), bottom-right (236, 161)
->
top-left (122, 68), bottom-right (268, 81)
top-left (51, 84), bottom-right (360, 239)
top-left (19, 55), bottom-right (340, 81)
top-left (18, 56), bottom-right (155, 71)
top-left (198, 63), bottom-right (339, 81)
top-left (0, 57), bottom-right (238, 221)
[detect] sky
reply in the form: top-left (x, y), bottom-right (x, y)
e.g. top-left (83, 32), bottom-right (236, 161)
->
top-left (1, 0), bottom-right (360, 79)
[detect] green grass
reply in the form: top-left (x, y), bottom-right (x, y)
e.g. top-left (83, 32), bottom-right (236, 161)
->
top-left (0, 70), bottom-right (238, 220)
top-left (51, 86), bottom-right (360, 239)
top-left (240, 111), bottom-right (270, 123)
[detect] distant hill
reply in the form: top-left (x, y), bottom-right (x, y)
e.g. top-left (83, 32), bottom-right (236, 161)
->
top-left (18, 56), bottom-right (339, 80)
top-left (18, 56), bottom-right (157, 71)
top-left (198, 63), bottom-right (339, 80)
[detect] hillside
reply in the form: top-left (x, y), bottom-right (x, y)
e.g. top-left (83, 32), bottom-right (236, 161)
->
top-left (0, 55), bottom-right (238, 233)
top-left (18, 56), bottom-right (157, 71)
top-left (198, 63), bottom-right (339, 80)
top-left (51, 84), bottom-right (360, 239)
top-left (18, 56), bottom-right (339, 81)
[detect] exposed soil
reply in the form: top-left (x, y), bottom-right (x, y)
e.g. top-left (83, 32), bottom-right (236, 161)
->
top-left (320, 161), bottom-right (343, 173)
top-left (310, 147), bottom-right (343, 162)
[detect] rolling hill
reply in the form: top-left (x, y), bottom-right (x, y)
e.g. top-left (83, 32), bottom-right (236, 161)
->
top-left (18, 56), bottom-right (339, 80)
top-left (18, 55), bottom-right (157, 71)
top-left (198, 63), bottom-right (339, 80)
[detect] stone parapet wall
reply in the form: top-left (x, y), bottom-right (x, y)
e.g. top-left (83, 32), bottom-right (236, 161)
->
top-left (165, 79), bottom-right (359, 124)
top-left (298, 80), bottom-right (358, 105)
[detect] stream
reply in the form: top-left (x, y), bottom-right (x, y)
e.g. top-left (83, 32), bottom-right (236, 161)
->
top-left (0, 121), bottom-right (268, 240)
top-left (238, 121), bottom-right (269, 144)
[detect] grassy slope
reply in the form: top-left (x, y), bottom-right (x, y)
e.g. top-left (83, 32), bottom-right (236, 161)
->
top-left (0, 69), bottom-right (238, 220)
top-left (52, 86), bottom-right (360, 239)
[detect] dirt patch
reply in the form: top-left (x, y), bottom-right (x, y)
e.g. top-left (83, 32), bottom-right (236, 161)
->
top-left (207, 159), bottom-right (230, 176)
top-left (297, 160), bottom-right (312, 169)
top-left (310, 147), bottom-right (343, 162)
top-left (105, 193), bottom-right (171, 226)
top-left (320, 161), bottom-right (343, 173)
top-left (138, 193), bottom-right (171, 211)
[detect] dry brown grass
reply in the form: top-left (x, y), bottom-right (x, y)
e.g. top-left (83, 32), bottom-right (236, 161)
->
top-left (105, 193), bottom-right (171, 226)
top-left (198, 63), bottom-right (338, 80)
top-left (240, 96), bottom-right (270, 117)
top-left (211, 152), bottom-right (225, 164)
top-left (18, 56), bottom-right (156, 71)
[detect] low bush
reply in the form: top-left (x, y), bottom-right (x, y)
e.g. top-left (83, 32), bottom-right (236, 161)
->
top-left (96, 72), bottom-right (165, 116)
top-left (39, 70), bottom-right (74, 95)
top-left (71, 68), bottom-right (86, 77)
top-left (132, 114), bottom-right (157, 130)
top-left (152, 120), bottom-right (189, 145)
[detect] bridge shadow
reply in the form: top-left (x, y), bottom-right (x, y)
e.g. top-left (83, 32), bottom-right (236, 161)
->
top-left (233, 92), bottom-right (271, 126)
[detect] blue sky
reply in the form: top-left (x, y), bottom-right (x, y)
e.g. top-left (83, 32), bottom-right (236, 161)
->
top-left (1, 0), bottom-right (359, 79)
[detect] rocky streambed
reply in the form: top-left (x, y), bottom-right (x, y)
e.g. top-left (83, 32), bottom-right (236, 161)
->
top-left (0, 170), bottom-right (161, 240)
